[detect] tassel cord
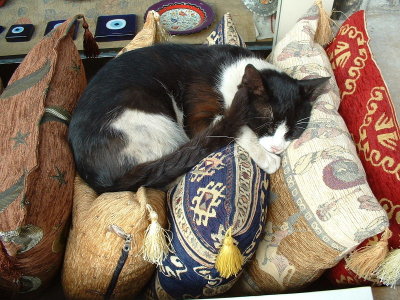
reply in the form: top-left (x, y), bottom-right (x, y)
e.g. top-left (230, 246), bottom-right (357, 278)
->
top-left (105, 226), bottom-right (132, 300)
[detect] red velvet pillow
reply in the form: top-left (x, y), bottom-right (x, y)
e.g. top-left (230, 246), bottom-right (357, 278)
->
top-left (325, 10), bottom-right (400, 287)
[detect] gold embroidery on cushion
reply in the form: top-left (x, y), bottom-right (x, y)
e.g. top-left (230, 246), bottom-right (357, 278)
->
top-left (329, 41), bottom-right (351, 69)
top-left (190, 152), bottom-right (225, 182)
top-left (190, 181), bottom-right (225, 226)
top-left (356, 87), bottom-right (400, 180)
top-left (159, 255), bottom-right (188, 280)
top-left (375, 114), bottom-right (398, 150)
top-left (380, 198), bottom-right (400, 225)
top-left (328, 24), bottom-right (367, 97)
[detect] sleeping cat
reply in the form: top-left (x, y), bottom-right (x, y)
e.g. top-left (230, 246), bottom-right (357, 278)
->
top-left (68, 44), bottom-right (329, 194)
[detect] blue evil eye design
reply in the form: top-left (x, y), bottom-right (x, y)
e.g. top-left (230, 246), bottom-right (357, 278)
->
top-left (12, 26), bottom-right (25, 34)
top-left (106, 19), bottom-right (126, 30)
top-left (53, 23), bottom-right (62, 30)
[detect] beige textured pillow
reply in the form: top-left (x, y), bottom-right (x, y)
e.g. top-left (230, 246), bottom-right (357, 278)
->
top-left (62, 178), bottom-right (167, 299)
top-left (233, 3), bottom-right (388, 294)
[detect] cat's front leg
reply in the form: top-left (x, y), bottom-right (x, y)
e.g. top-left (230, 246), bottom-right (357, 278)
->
top-left (236, 125), bottom-right (281, 174)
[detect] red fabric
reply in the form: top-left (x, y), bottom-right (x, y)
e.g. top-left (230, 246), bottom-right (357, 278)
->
top-left (0, 1), bottom-right (7, 7)
top-left (325, 10), bottom-right (400, 286)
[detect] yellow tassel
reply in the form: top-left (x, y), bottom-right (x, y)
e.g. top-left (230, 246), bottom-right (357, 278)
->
top-left (374, 248), bottom-right (400, 288)
top-left (314, 0), bottom-right (334, 46)
top-left (345, 227), bottom-right (391, 280)
top-left (141, 204), bottom-right (170, 265)
top-left (215, 227), bottom-right (243, 278)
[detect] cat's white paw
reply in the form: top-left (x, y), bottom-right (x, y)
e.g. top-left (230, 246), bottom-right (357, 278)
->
top-left (257, 150), bottom-right (281, 174)
top-left (236, 126), bottom-right (282, 174)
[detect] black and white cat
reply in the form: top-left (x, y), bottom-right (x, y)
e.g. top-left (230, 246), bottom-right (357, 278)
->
top-left (68, 44), bottom-right (328, 193)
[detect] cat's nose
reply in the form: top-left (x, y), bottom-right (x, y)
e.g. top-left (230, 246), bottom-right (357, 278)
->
top-left (270, 146), bottom-right (283, 154)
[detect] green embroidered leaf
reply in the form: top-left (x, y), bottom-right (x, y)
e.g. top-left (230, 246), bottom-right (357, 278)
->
top-left (0, 60), bottom-right (51, 99)
top-left (13, 224), bottom-right (44, 254)
top-left (0, 175), bottom-right (25, 213)
top-left (19, 276), bottom-right (42, 293)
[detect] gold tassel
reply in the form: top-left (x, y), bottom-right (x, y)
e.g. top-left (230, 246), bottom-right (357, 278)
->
top-left (374, 248), bottom-right (400, 288)
top-left (345, 227), bottom-right (391, 280)
top-left (314, 0), bottom-right (334, 46)
top-left (141, 204), bottom-right (170, 265)
top-left (215, 227), bottom-right (243, 278)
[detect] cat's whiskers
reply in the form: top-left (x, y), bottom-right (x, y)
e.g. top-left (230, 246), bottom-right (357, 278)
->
top-left (295, 122), bottom-right (309, 125)
top-left (296, 116), bottom-right (310, 122)
top-left (295, 122), bottom-right (310, 127)
top-left (254, 122), bottom-right (272, 131)
top-left (206, 135), bottom-right (236, 139)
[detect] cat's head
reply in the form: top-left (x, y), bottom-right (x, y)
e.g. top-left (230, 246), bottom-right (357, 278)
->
top-left (240, 64), bottom-right (329, 154)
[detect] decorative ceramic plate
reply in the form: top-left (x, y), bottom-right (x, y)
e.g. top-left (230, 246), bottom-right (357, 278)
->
top-left (242, 0), bottom-right (278, 16)
top-left (145, 0), bottom-right (215, 35)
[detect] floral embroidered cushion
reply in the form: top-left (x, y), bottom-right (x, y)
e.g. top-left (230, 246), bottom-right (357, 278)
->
top-left (232, 3), bottom-right (388, 295)
top-left (0, 16), bottom-right (86, 296)
top-left (325, 10), bottom-right (400, 288)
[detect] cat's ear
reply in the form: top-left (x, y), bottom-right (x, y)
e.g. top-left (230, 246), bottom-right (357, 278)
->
top-left (298, 77), bottom-right (330, 102)
top-left (241, 64), bottom-right (265, 96)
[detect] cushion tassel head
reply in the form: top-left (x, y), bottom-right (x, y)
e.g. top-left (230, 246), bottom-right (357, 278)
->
top-left (345, 227), bottom-right (391, 280)
top-left (373, 248), bottom-right (400, 288)
top-left (79, 15), bottom-right (100, 58)
top-left (314, 0), bottom-right (334, 46)
top-left (215, 227), bottom-right (243, 279)
top-left (141, 204), bottom-right (170, 265)
top-left (117, 10), bottom-right (169, 56)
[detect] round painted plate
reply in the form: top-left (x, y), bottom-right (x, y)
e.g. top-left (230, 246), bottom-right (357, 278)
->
top-left (242, 0), bottom-right (278, 16)
top-left (145, 0), bottom-right (215, 35)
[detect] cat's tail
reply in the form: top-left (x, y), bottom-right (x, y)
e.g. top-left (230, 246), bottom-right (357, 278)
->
top-left (96, 87), bottom-right (250, 194)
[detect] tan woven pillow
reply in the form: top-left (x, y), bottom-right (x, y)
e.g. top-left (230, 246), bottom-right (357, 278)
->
top-left (233, 3), bottom-right (388, 295)
top-left (62, 177), bottom-right (167, 299)
top-left (0, 16), bottom-right (86, 296)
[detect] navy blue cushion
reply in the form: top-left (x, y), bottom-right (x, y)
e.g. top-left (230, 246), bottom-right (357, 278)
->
top-left (147, 143), bottom-right (270, 299)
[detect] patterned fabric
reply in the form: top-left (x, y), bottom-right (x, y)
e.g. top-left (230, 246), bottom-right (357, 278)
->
top-left (233, 4), bottom-right (389, 295)
top-left (325, 10), bottom-right (400, 287)
top-left (147, 144), bottom-right (269, 299)
top-left (204, 12), bottom-right (246, 47)
top-left (0, 17), bottom-right (86, 295)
